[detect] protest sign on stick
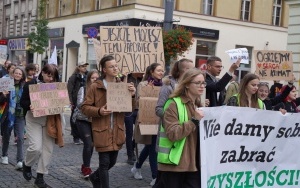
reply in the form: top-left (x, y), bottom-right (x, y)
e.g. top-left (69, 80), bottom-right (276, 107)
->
top-left (29, 83), bottom-right (69, 117)
top-left (254, 50), bottom-right (293, 80)
top-left (225, 48), bottom-right (249, 64)
top-left (200, 106), bottom-right (300, 188)
top-left (106, 82), bottom-right (132, 112)
top-left (100, 26), bottom-right (165, 73)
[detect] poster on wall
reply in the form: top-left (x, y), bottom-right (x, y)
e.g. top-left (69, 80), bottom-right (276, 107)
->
top-left (254, 50), bottom-right (293, 81)
top-left (100, 26), bottom-right (165, 73)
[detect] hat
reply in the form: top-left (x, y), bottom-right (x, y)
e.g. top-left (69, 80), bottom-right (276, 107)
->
top-left (78, 62), bottom-right (89, 66)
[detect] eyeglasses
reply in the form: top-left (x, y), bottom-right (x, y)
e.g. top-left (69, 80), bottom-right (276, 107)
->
top-left (212, 65), bottom-right (224, 69)
top-left (107, 65), bottom-right (119, 69)
top-left (191, 81), bottom-right (207, 87)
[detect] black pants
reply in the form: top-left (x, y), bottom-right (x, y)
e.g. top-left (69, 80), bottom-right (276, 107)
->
top-left (70, 109), bottom-right (80, 140)
top-left (124, 110), bottom-right (137, 158)
top-left (94, 151), bottom-right (118, 188)
top-left (158, 171), bottom-right (200, 188)
top-left (76, 120), bottom-right (93, 167)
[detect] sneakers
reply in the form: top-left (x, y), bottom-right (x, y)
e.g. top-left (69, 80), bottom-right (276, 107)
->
top-left (74, 138), bottom-right (82, 145)
top-left (16, 161), bottom-right (23, 170)
top-left (81, 164), bottom-right (92, 178)
top-left (131, 163), bottom-right (143, 180)
top-left (1, 156), bottom-right (8, 165)
top-left (150, 178), bottom-right (156, 186)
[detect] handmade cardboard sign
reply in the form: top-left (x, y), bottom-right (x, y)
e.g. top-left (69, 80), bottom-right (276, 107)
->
top-left (0, 77), bottom-right (14, 92)
top-left (29, 82), bottom-right (69, 117)
top-left (0, 45), bottom-right (7, 65)
top-left (106, 82), bottom-right (132, 112)
top-left (100, 26), bottom-right (165, 73)
top-left (225, 48), bottom-right (249, 64)
top-left (254, 50), bottom-right (293, 81)
top-left (138, 85), bottom-right (161, 135)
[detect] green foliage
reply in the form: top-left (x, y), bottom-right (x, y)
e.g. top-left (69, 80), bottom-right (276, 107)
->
top-left (27, 0), bottom-right (49, 54)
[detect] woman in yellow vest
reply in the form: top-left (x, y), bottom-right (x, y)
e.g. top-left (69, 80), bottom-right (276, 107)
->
top-left (157, 68), bottom-right (205, 188)
top-left (227, 73), bottom-right (264, 109)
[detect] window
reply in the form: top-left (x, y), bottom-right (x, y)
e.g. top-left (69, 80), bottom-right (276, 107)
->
top-left (28, 13), bottom-right (32, 34)
top-left (95, 0), bottom-right (101, 10)
top-left (235, 45), bottom-right (253, 82)
top-left (272, 0), bottom-right (282, 26)
top-left (14, 16), bottom-right (18, 36)
top-left (202, 0), bottom-right (214, 15)
top-left (117, 0), bottom-right (122, 6)
top-left (76, 0), bottom-right (80, 13)
top-left (5, 18), bottom-right (9, 37)
top-left (58, 0), bottom-right (62, 16)
top-left (162, 0), bottom-right (176, 10)
top-left (195, 40), bottom-right (216, 70)
top-left (240, 0), bottom-right (251, 21)
top-left (20, 15), bottom-right (24, 35)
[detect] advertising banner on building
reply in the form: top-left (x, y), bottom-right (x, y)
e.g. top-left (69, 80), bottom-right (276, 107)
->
top-left (200, 106), bottom-right (300, 188)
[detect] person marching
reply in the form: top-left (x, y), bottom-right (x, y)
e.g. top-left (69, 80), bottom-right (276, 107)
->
top-left (157, 68), bottom-right (206, 188)
top-left (81, 55), bottom-right (136, 188)
top-left (74, 69), bottom-right (99, 178)
top-left (20, 64), bottom-right (64, 188)
top-left (0, 67), bottom-right (26, 169)
top-left (131, 63), bottom-right (164, 186)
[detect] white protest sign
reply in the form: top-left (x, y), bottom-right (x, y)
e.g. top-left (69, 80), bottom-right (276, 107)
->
top-left (225, 48), bottom-right (249, 64)
top-left (200, 106), bottom-right (300, 188)
top-left (0, 77), bottom-right (14, 92)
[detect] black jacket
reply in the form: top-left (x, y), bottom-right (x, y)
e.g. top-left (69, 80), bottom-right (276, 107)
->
top-left (205, 72), bottom-right (232, 107)
top-left (67, 72), bottom-right (87, 106)
top-left (20, 79), bottom-right (37, 114)
top-left (263, 85), bottom-right (292, 110)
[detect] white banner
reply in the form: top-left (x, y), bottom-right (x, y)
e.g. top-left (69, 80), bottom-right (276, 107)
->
top-left (200, 106), bottom-right (300, 188)
top-left (225, 48), bottom-right (249, 64)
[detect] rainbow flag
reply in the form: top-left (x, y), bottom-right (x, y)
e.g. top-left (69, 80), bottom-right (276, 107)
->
top-left (0, 102), bottom-right (7, 121)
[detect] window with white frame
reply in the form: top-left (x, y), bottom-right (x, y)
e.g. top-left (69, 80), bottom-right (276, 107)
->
top-left (235, 45), bottom-right (253, 82)
top-left (272, 0), bottom-right (282, 26)
top-left (117, 0), bottom-right (123, 6)
top-left (58, 0), bottom-right (62, 16)
top-left (27, 13), bottom-right (32, 34)
top-left (76, 0), bottom-right (80, 13)
top-left (202, 0), bottom-right (214, 15)
top-left (95, 0), bottom-right (101, 10)
top-left (240, 0), bottom-right (251, 21)
top-left (195, 40), bottom-right (216, 70)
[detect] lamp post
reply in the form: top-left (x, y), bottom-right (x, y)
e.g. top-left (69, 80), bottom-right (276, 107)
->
top-left (163, 0), bottom-right (175, 32)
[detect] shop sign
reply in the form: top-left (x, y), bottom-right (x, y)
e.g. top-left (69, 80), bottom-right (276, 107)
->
top-left (8, 38), bottom-right (28, 50)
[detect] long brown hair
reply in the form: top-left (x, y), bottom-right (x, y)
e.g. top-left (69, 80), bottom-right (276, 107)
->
top-left (170, 68), bottom-right (205, 107)
top-left (86, 69), bottom-right (99, 89)
top-left (170, 58), bottom-right (193, 80)
top-left (238, 73), bottom-right (260, 108)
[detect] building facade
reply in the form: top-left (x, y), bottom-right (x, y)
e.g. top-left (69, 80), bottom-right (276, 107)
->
top-left (0, 0), bottom-right (37, 66)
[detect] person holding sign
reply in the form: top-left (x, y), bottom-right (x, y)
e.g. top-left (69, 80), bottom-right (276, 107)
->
top-left (20, 64), bottom-right (62, 188)
top-left (131, 63), bottom-right (164, 186)
top-left (157, 68), bottom-right (205, 188)
top-left (81, 55), bottom-right (136, 188)
top-left (0, 67), bottom-right (25, 169)
top-left (227, 73), bottom-right (264, 109)
top-left (206, 56), bottom-right (240, 107)
top-left (74, 69), bottom-right (99, 178)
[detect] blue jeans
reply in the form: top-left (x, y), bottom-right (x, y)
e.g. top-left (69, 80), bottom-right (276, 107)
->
top-left (136, 135), bottom-right (157, 179)
top-left (2, 116), bottom-right (25, 162)
top-left (76, 119), bottom-right (93, 167)
top-left (124, 110), bottom-right (138, 158)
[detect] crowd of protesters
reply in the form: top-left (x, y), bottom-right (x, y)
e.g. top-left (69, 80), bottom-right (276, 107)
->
top-left (0, 54), bottom-right (298, 188)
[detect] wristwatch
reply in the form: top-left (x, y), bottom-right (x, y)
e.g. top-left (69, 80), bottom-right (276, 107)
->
top-left (191, 117), bottom-right (200, 126)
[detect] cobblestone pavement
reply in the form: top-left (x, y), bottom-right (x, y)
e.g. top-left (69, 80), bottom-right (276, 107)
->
top-left (0, 113), bottom-right (152, 188)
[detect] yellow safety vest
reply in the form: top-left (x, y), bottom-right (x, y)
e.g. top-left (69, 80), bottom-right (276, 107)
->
top-left (157, 97), bottom-right (188, 165)
top-left (234, 94), bottom-right (264, 109)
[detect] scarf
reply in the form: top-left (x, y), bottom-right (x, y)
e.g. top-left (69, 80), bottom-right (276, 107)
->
top-left (8, 82), bottom-right (23, 127)
top-left (147, 76), bottom-right (162, 86)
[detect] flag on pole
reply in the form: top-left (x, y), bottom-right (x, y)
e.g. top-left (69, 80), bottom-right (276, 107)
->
top-left (48, 46), bottom-right (57, 65)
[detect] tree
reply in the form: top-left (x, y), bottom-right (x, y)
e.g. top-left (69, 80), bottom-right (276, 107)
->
top-left (27, 0), bottom-right (49, 55)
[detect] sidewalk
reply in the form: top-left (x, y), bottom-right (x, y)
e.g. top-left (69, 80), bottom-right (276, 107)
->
top-left (0, 113), bottom-right (152, 188)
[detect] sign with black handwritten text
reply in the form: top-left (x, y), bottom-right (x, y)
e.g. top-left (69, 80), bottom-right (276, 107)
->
top-left (0, 77), bottom-right (14, 92)
top-left (225, 48), bottom-right (249, 64)
top-left (200, 106), bottom-right (300, 188)
top-left (100, 26), bottom-right (165, 73)
top-left (106, 82), bottom-right (132, 112)
top-left (254, 50), bottom-right (293, 81)
top-left (29, 83), bottom-right (69, 117)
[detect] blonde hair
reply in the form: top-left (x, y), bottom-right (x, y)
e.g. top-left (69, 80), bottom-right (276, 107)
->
top-left (170, 68), bottom-right (205, 107)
